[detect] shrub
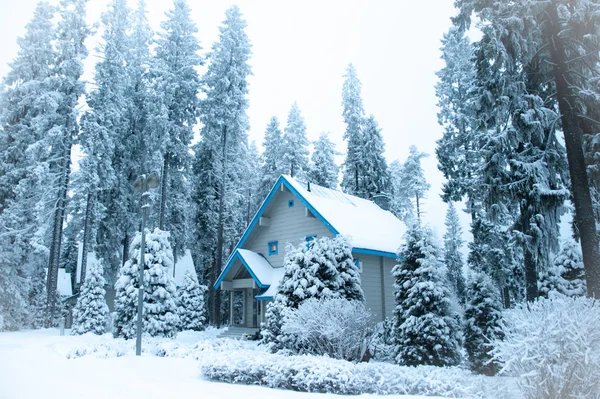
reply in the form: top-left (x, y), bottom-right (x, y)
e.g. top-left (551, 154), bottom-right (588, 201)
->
top-left (281, 297), bottom-right (374, 361)
top-left (492, 295), bottom-right (600, 399)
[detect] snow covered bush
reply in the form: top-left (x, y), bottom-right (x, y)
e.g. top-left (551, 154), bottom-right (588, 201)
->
top-left (71, 257), bottom-right (109, 335)
top-left (113, 228), bottom-right (179, 339)
top-left (262, 235), bottom-right (364, 349)
top-left (281, 297), bottom-right (374, 362)
top-left (176, 269), bottom-right (207, 331)
top-left (493, 295), bottom-right (600, 399)
top-left (392, 224), bottom-right (462, 367)
top-left (539, 241), bottom-right (586, 298)
top-left (464, 271), bottom-right (503, 375)
top-left (199, 349), bottom-right (482, 397)
top-left (370, 317), bottom-right (396, 362)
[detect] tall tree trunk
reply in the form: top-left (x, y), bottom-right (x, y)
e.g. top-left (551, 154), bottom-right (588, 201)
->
top-left (523, 247), bottom-right (538, 302)
top-left (122, 231), bottom-right (129, 267)
top-left (46, 139), bottom-right (72, 325)
top-left (159, 153), bottom-right (169, 230)
top-left (214, 129), bottom-right (228, 327)
top-left (80, 191), bottom-right (93, 285)
top-left (547, 1), bottom-right (600, 298)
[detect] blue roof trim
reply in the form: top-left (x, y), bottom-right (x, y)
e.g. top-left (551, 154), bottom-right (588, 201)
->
top-left (352, 247), bottom-right (400, 259)
top-left (213, 250), bottom-right (268, 289)
top-left (214, 175), bottom-right (340, 290)
top-left (256, 296), bottom-right (273, 301)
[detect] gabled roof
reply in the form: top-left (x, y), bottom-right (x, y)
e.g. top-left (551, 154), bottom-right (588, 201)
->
top-left (214, 175), bottom-right (405, 290)
top-left (214, 248), bottom-right (283, 290)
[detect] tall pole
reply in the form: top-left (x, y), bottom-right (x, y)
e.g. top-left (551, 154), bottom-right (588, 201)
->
top-left (133, 173), bottom-right (159, 356)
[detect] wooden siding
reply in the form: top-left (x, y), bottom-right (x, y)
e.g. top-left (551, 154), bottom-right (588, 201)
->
top-left (383, 257), bottom-right (397, 319)
top-left (357, 254), bottom-right (384, 322)
top-left (244, 188), bottom-right (333, 267)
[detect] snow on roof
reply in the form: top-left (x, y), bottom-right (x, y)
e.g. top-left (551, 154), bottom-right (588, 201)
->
top-left (255, 268), bottom-right (285, 300)
top-left (283, 175), bottom-right (405, 254)
top-left (237, 249), bottom-right (283, 287)
top-left (173, 250), bottom-right (196, 286)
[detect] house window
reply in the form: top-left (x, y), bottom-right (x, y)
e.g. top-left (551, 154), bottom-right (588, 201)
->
top-left (288, 199), bottom-right (295, 208)
top-left (305, 235), bottom-right (316, 249)
top-left (268, 241), bottom-right (278, 256)
top-left (354, 257), bottom-right (363, 273)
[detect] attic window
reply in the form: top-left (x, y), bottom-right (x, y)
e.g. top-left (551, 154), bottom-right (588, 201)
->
top-left (288, 199), bottom-right (295, 208)
top-left (305, 235), bottom-right (316, 249)
top-left (354, 257), bottom-right (363, 273)
top-left (268, 241), bottom-right (278, 256)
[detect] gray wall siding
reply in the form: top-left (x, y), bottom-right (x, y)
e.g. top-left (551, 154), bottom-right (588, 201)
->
top-left (244, 189), bottom-right (333, 267)
top-left (357, 254), bottom-right (384, 322)
top-left (383, 257), bottom-right (398, 319)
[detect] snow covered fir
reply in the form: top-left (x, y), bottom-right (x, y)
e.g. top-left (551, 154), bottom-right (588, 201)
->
top-left (1, 1), bottom-right (600, 399)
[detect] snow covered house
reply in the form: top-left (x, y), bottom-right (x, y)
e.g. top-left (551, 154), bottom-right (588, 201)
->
top-left (214, 175), bottom-right (405, 327)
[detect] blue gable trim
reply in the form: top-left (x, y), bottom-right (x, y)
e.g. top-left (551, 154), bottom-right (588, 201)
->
top-left (352, 247), bottom-right (400, 259)
top-left (213, 249), bottom-right (268, 289)
top-left (214, 175), bottom-right (340, 290)
top-left (256, 296), bottom-right (273, 301)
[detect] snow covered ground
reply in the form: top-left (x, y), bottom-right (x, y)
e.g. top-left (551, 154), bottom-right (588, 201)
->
top-left (0, 328), bottom-right (514, 399)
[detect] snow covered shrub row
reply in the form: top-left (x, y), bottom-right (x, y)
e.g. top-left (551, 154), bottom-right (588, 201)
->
top-left (492, 295), bottom-right (600, 399)
top-left (199, 349), bottom-right (483, 397)
top-left (281, 297), bottom-right (375, 362)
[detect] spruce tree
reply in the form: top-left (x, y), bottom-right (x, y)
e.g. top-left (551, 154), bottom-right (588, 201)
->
top-left (464, 271), bottom-right (503, 376)
top-left (392, 224), bottom-right (461, 366)
top-left (341, 63), bottom-right (365, 197)
top-left (71, 258), bottom-right (109, 335)
top-left (398, 146), bottom-right (430, 223)
top-left (195, 5), bottom-right (252, 325)
top-left (444, 202), bottom-right (466, 302)
top-left (113, 228), bottom-right (179, 338)
top-left (281, 102), bottom-right (309, 178)
top-left (152, 0), bottom-right (201, 254)
top-left (389, 160), bottom-right (414, 223)
top-left (177, 270), bottom-right (207, 331)
top-left (307, 132), bottom-right (338, 189)
top-left (259, 117), bottom-right (284, 199)
top-left (359, 115), bottom-right (389, 197)
top-left (539, 241), bottom-right (586, 298)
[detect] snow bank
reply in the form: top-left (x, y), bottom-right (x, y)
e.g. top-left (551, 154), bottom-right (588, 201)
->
top-left (199, 349), bottom-right (484, 397)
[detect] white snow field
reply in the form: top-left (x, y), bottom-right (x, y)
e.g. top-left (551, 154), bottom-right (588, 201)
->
top-left (0, 329), bottom-right (514, 399)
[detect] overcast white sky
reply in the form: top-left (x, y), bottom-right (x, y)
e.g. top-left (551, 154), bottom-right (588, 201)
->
top-left (0, 0), bottom-right (472, 246)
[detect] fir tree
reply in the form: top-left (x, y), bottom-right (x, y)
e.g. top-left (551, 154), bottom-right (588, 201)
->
top-left (539, 241), bottom-right (586, 298)
top-left (464, 271), bottom-right (503, 376)
top-left (262, 236), bottom-right (364, 349)
top-left (398, 146), bottom-right (430, 223)
top-left (341, 63), bottom-right (365, 197)
top-left (281, 102), bottom-right (309, 178)
top-left (307, 132), bottom-right (338, 189)
top-left (392, 224), bottom-right (461, 367)
top-left (71, 258), bottom-right (109, 335)
top-left (152, 0), bottom-right (201, 253)
top-left (113, 228), bottom-right (179, 339)
top-left (444, 202), bottom-right (466, 302)
top-left (195, 5), bottom-right (252, 325)
top-left (28, 265), bottom-right (48, 329)
top-left (389, 160), bottom-right (414, 223)
top-left (259, 117), bottom-right (284, 199)
top-left (177, 269), bottom-right (207, 331)
top-left (359, 115), bottom-right (389, 197)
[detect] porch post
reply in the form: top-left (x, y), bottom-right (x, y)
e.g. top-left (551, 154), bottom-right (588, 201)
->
top-left (229, 290), bottom-right (234, 326)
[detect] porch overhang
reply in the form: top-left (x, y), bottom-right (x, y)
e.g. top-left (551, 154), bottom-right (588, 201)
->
top-left (215, 248), bottom-right (283, 291)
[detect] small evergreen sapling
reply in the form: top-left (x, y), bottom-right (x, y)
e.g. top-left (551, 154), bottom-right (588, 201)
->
top-left (113, 228), bottom-right (179, 339)
top-left (539, 241), bottom-right (586, 298)
top-left (464, 271), bottom-right (503, 375)
top-left (71, 258), bottom-right (109, 335)
top-left (392, 224), bottom-right (461, 367)
top-left (177, 269), bottom-right (207, 331)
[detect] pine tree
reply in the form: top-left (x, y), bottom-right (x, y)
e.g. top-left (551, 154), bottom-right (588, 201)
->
top-left (307, 132), bottom-right (338, 189)
top-left (392, 224), bottom-right (461, 367)
top-left (444, 202), bottom-right (466, 302)
top-left (539, 241), bottom-right (586, 298)
top-left (113, 228), bottom-right (179, 338)
top-left (195, 5), bottom-right (252, 325)
top-left (464, 271), bottom-right (503, 376)
top-left (398, 146), bottom-right (430, 223)
top-left (28, 265), bottom-right (48, 329)
top-left (262, 236), bottom-right (364, 349)
top-left (281, 102), bottom-right (309, 178)
top-left (259, 117), bottom-right (284, 199)
top-left (71, 258), bottom-right (109, 335)
top-left (152, 0), bottom-right (201, 254)
top-left (176, 269), bottom-right (207, 331)
top-left (341, 63), bottom-right (365, 197)
top-left (0, 1), bottom-right (57, 331)
top-left (359, 115), bottom-right (389, 197)
top-left (389, 160), bottom-right (414, 222)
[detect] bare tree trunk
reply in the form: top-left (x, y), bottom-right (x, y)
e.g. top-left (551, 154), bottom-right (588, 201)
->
top-left (214, 129), bottom-right (228, 327)
top-left (547, 1), bottom-right (600, 298)
top-left (159, 153), bottom-right (169, 230)
top-left (46, 140), bottom-right (72, 325)
top-left (523, 247), bottom-right (538, 302)
top-left (80, 192), bottom-right (93, 284)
